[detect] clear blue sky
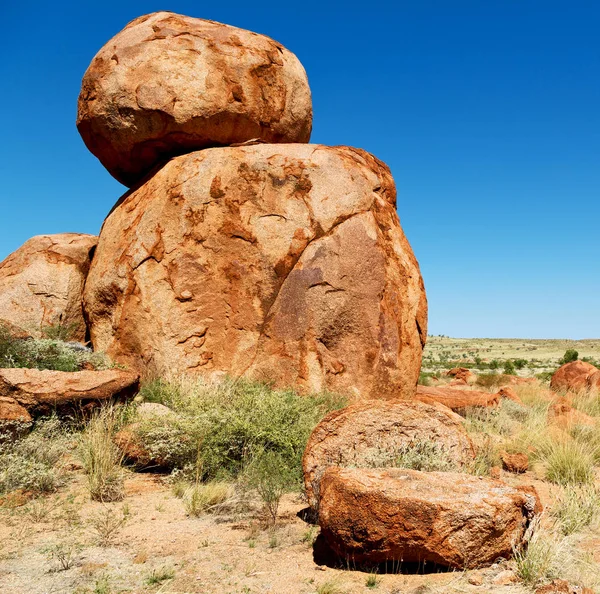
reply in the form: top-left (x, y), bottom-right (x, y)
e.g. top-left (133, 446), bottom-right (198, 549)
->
top-left (1, 1), bottom-right (598, 338)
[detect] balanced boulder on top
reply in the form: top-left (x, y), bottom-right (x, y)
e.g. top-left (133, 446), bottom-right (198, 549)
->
top-left (77, 12), bottom-right (313, 186)
top-left (83, 143), bottom-right (427, 397)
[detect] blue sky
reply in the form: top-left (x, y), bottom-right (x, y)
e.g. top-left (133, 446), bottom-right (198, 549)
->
top-left (0, 1), bottom-right (598, 338)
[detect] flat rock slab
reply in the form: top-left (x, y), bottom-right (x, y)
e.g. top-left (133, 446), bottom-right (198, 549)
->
top-left (318, 467), bottom-right (541, 569)
top-left (302, 399), bottom-right (474, 509)
top-left (0, 368), bottom-right (139, 416)
top-left (0, 234), bottom-right (97, 340)
top-left (415, 385), bottom-right (500, 410)
top-left (84, 144), bottom-right (427, 399)
top-left (77, 11), bottom-right (313, 186)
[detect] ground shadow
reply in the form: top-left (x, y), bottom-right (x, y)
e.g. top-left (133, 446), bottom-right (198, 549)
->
top-left (312, 534), bottom-right (454, 575)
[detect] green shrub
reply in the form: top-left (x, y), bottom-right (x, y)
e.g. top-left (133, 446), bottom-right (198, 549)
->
top-left (0, 326), bottom-right (111, 371)
top-left (182, 482), bottom-right (231, 517)
top-left (503, 360), bottom-right (516, 375)
top-left (136, 376), bottom-right (346, 483)
top-left (0, 417), bottom-right (70, 495)
top-left (243, 450), bottom-right (296, 524)
top-left (559, 349), bottom-right (579, 365)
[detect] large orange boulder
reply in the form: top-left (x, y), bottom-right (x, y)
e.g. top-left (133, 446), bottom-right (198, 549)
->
top-left (77, 12), bottom-right (312, 186)
top-left (0, 368), bottom-right (139, 416)
top-left (0, 234), bottom-right (97, 340)
top-left (447, 367), bottom-right (475, 384)
top-left (415, 385), bottom-right (500, 410)
top-left (550, 361), bottom-right (598, 393)
top-left (318, 467), bottom-right (540, 569)
top-left (549, 397), bottom-right (595, 430)
top-left (84, 144), bottom-right (427, 396)
top-left (302, 399), bottom-right (474, 509)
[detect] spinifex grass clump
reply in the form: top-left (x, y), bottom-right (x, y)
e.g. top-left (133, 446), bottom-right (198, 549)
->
top-left (544, 439), bottom-right (596, 486)
top-left (136, 375), bottom-right (346, 483)
top-left (78, 406), bottom-right (125, 502)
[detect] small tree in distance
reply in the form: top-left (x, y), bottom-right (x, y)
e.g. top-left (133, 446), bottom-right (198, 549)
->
top-left (559, 349), bottom-right (579, 365)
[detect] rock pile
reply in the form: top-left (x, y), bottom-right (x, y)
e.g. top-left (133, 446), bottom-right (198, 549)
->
top-left (304, 398), bottom-right (542, 569)
top-left (74, 11), bottom-right (427, 397)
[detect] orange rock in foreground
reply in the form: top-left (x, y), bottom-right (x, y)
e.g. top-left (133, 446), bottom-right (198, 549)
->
top-left (318, 467), bottom-right (540, 569)
top-left (85, 144), bottom-right (427, 397)
top-left (302, 399), bottom-right (474, 509)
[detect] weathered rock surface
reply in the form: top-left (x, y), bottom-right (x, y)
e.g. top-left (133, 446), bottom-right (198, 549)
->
top-left (415, 385), bottom-right (500, 410)
top-left (0, 319), bottom-right (31, 340)
top-left (0, 368), bottom-right (139, 416)
top-left (0, 396), bottom-right (32, 440)
top-left (318, 467), bottom-right (540, 569)
top-left (84, 144), bottom-right (427, 396)
top-left (0, 234), bottom-right (97, 340)
top-left (586, 370), bottom-right (600, 391)
top-left (77, 11), bottom-right (313, 186)
top-left (550, 361), bottom-right (598, 393)
top-left (302, 399), bottom-right (474, 509)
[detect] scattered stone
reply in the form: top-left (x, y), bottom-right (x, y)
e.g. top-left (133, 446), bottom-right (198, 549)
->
top-left (302, 399), bottom-right (475, 509)
top-left (491, 569), bottom-right (517, 585)
top-left (77, 11), bottom-right (313, 186)
top-left (447, 367), bottom-right (475, 384)
top-left (415, 385), bottom-right (500, 410)
top-left (317, 467), bottom-right (540, 569)
top-left (550, 361), bottom-right (598, 393)
top-left (549, 397), bottom-right (595, 430)
top-left (84, 144), bottom-right (427, 397)
top-left (500, 451), bottom-right (529, 473)
top-left (497, 386), bottom-right (524, 406)
top-left (0, 368), bottom-right (139, 417)
top-left (468, 572), bottom-right (484, 586)
top-left (489, 466), bottom-right (502, 479)
top-left (0, 234), bottom-right (97, 341)
top-left (535, 579), bottom-right (594, 594)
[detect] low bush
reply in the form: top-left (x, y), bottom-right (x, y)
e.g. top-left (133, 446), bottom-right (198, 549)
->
top-left (0, 325), bottom-right (111, 371)
top-left (0, 417), bottom-right (71, 495)
top-left (513, 522), bottom-right (563, 586)
top-left (135, 376), bottom-right (346, 483)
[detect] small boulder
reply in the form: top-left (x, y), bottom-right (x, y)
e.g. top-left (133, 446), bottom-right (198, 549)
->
top-left (0, 368), bottom-right (139, 417)
top-left (0, 234), bottom-right (97, 341)
top-left (447, 367), bottom-right (475, 384)
top-left (302, 399), bottom-right (475, 509)
top-left (497, 386), bottom-right (524, 406)
top-left (535, 580), bottom-right (594, 594)
top-left (415, 385), bottom-right (500, 411)
top-left (549, 397), bottom-right (595, 430)
top-left (550, 361), bottom-right (598, 393)
top-left (318, 467), bottom-right (541, 569)
top-left (500, 451), bottom-right (529, 473)
top-left (0, 396), bottom-right (32, 441)
top-left (77, 11), bottom-right (313, 186)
